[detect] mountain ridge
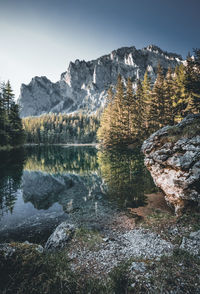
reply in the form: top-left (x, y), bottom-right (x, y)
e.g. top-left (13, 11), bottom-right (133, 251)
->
top-left (18, 44), bottom-right (183, 117)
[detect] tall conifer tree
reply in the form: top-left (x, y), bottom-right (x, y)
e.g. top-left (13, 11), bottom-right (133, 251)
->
top-left (185, 49), bottom-right (200, 113)
top-left (142, 71), bottom-right (152, 132)
top-left (149, 64), bottom-right (165, 131)
top-left (163, 67), bottom-right (175, 125)
top-left (97, 86), bottom-right (114, 147)
top-left (9, 102), bottom-right (25, 146)
top-left (3, 80), bottom-right (14, 113)
top-left (173, 64), bottom-right (188, 121)
top-left (0, 86), bottom-right (9, 146)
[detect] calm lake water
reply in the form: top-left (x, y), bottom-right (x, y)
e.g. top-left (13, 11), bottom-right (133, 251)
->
top-left (0, 146), bottom-right (156, 244)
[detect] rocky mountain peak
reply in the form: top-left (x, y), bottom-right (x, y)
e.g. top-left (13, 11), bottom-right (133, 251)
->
top-left (143, 44), bottom-right (183, 60)
top-left (18, 45), bottom-right (183, 117)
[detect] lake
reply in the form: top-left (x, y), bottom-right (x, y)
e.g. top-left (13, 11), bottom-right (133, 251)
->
top-left (0, 146), bottom-right (156, 244)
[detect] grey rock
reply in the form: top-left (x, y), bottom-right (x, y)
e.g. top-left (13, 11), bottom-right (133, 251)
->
top-left (0, 242), bottom-right (44, 258)
top-left (35, 244), bottom-right (44, 253)
top-left (45, 222), bottom-right (75, 250)
top-left (130, 261), bottom-right (147, 273)
top-left (69, 228), bottom-right (174, 275)
top-left (18, 45), bottom-right (182, 117)
top-left (180, 230), bottom-right (200, 256)
top-left (0, 243), bottom-right (16, 258)
top-left (142, 114), bottom-right (200, 213)
top-left (189, 230), bottom-right (200, 240)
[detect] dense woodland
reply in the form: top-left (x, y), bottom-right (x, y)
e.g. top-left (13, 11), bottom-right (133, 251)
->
top-left (1, 49), bottom-right (199, 149)
top-left (23, 114), bottom-right (99, 144)
top-left (97, 49), bottom-right (200, 147)
top-left (0, 81), bottom-right (24, 150)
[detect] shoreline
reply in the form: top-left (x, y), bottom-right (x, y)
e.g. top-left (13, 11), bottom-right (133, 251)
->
top-left (24, 143), bottom-right (99, 147)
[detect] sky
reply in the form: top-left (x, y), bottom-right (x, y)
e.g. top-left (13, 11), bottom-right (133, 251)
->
top-left (0, 0), bottom-right (200, 98)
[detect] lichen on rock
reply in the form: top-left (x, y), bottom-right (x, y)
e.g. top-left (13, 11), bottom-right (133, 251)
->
top-left (142, 114), bottom-right (200, 213)
top-left (45, 222), bottom-right (75, 250)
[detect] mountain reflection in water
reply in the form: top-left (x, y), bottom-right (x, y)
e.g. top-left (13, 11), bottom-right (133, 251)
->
top-left (0, 146), bottom-right (156, 243)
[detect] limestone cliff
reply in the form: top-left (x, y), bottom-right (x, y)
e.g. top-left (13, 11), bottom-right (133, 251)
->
top-left (18, 45), bottom-right (182, 117)
top-left (142, 114), bottom-right (200, 213)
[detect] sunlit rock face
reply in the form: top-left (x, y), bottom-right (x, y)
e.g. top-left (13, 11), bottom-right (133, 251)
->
top-left (142, 114), bottom-right (200, 214)
top-left (18, 45), bottom-right (182, 117)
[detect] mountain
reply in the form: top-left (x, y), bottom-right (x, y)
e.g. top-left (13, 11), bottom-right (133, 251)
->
top-left (18, 45), bottom-right (183, 117)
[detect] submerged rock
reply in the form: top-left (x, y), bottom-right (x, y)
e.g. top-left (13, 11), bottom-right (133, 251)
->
top-left (45, 222), bottom-right (75, 250)
top-left (142, 114), bottom-right (200, 213)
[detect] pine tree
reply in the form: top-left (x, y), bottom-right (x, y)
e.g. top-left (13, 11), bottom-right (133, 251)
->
top-left (185, 49), bottom-right (200, 113)
top-left (126, 78), bottom-right (135, 142)
top-left (142, 71), bottom-right (152, 133)
top-left (109, 75), bottom-right (125, 146)
top-left (97, 86), bottom-right (114, 147)
top-left (3, 80), bottom-right (14, 113)
top-left (163, 67), bottom-right (175, 125)
top-left (149, 64), bottom-right (165, 131)
top-left (9, 102), bottom-right (25, 146)
top-left (134, 79), bottom-right (145, 140)
top-left (0, 86), bottom-right (9, 146)
top-left (173, 64), bottom-right (188, 121)
top-left (0, 81), bottom-right (25, 148)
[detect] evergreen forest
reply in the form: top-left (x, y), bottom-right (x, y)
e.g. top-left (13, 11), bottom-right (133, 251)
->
top-left (23, 114), bottom-right (99, 144)
top-left (0, 81), bottom-right (25, 150)
top-left (1, 49), bottom-right (199, 149)
top-left (97, 49), bottom-right (200, 147)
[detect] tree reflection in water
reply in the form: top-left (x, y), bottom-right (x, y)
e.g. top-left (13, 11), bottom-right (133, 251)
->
top-left (97, 148), bottom-right (156, 209)
top-left (0, 146), bottom-right (157, 219)
top-left (25, 145), bottom-right (98, 174)
top-left (0, 148), bottom-right (25, 216)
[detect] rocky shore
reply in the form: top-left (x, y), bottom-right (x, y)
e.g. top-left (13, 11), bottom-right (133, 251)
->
top-left (142, 114), bottom-right (200, 214)
top-left (1, 114), bottom-right (200, 293)
top-left (1, 209), bottom-right (200, 293)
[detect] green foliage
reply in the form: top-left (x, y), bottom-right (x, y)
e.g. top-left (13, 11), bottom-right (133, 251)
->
top-left (0, 81), bottom-right (25, 149)
top-left (98, 54), bottom-right (200, 148)
top-left (185, 49), bottom-right (200, 113)
top-left (24, 145), bottom-right (98, 174)
top-left (0, 148), bottom-right (25, 216)
top-left (108, 261), bottom-right (131, 294)
top-left (0, 244), bottom-right (78, 294)
top-left (0, 244), bottom-right (129, 294)
top-left (23, 113), bottom-right (99, 144)
top-left (97, 149), bottom-right (155, 209)
top-left (97, 75), bottom-right (145, 147)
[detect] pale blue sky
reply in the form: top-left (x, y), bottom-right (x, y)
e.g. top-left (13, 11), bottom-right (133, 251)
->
top-left (0, 0), bottom-right (199, 98)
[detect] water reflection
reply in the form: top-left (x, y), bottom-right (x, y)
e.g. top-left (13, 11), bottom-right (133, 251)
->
top-left (22, 146), bottom-right (102, 210)
top-left (98, 149), bottom-right (156, 208)
top-left (0, 146), bottom-right (157, 243)
top-left (0, 146), bottom-right (156, 216)
top-left (0, 148), bottom-right (25, 216)
top-left (25, 145), bottom-right (98, 174)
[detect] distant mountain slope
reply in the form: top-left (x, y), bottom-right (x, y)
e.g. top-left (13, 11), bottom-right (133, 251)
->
top-left (18, 45), bottom-right (183, 117)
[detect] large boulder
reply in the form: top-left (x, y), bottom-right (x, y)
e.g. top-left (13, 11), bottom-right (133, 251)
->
top-left (45, 222), bottom-right (75, 250)
top-left (142, 114), bottom-right (200, 213)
